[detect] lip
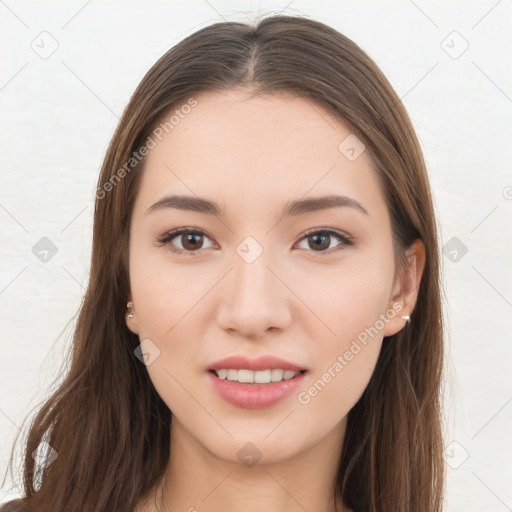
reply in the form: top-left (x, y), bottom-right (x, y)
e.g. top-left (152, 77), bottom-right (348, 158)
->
top-left (207, 370), bottom-right (307, 409)
top-left (208, 355), bottom-right (306, 372)
top-left (207, 355), bottom-right (308, 410)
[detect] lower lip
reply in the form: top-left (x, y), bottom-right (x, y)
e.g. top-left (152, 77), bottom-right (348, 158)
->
top-left (207, 371), bottom-right (307, 409)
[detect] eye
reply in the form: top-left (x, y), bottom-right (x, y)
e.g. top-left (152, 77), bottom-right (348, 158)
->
top-left (157, 227), bottom-right (354, 257)
top-left (157, 228), bottom-right (216, 256)
top-left (295, 228), bottom-right (354, 255)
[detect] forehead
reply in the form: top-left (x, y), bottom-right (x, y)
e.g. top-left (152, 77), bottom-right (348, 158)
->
top-left (135, 88), bottom-right (386, 219)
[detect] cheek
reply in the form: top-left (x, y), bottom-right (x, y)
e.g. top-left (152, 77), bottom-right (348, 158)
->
top-left (128, 248), bottom-right (215, 410)
top-left (129, 244), bottom-right (214, 340)
top-left (295, 250), bottom-right (396, 345)
top-left (294, 340), bottom-right (381, 446)
top-left (292, 252), bottom-right (394, 413)
top-left (129, 233), bottom-right (395, 414)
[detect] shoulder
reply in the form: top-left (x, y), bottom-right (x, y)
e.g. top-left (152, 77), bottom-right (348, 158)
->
top-left (0, 499), bottom-right (31, 512)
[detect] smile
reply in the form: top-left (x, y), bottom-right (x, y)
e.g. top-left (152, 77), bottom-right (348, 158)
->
top-left (212, 368), bottom-right (304, 384)
top-left (208, 368), bottom-right (307, 409)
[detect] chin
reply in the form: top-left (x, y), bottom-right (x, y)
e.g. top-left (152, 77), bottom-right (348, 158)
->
top-left (206, 436), bottom-right (306, 467)
top-left (194, 418), bottom-right (320, 467)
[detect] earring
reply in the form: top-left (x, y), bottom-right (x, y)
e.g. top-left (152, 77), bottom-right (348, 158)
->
top-left (126, 301), bottom-right (134, 319)
top-left (401, 314), bottom-right (411, 324)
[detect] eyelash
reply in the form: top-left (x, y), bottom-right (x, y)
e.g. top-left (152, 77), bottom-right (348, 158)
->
top-left (156, 227), bottom-right (355, 257)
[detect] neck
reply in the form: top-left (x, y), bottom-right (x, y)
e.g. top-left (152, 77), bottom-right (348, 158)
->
top-left (155, 417), bottom-right (349, 512)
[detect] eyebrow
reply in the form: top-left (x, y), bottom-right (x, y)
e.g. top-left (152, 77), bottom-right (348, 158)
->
top-left (146, 194), bottom-right (368, 217)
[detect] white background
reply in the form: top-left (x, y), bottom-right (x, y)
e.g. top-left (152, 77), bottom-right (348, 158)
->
top-left (1, 1), bottom-right (511, 509)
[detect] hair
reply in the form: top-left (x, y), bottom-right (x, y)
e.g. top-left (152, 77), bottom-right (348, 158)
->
top-left (2, 13), bottom-right (444, 512)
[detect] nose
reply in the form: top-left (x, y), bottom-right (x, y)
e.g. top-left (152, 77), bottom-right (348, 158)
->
top-left (216, 247), bottom-right (293, 340)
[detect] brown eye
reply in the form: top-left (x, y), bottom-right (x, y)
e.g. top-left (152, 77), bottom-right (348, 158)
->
top-left (180, 231), bottom-right (205, 251)
top-left (157, 227), bottom-right (353, 257)
top-left (296, 229), bottom-right (354, 254)
top-left (157, 228), bottom-right (215, 255)
top-left (308, 233), bottom-right (331, 251)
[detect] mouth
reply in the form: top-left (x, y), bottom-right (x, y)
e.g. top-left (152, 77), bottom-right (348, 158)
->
top-left (209, 368), bottom-right (307, 384)
top-left (207, 355), bottom-right (308, 409)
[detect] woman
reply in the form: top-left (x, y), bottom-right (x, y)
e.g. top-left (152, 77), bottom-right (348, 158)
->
top-left (1, 14), bottom-right (444, 512)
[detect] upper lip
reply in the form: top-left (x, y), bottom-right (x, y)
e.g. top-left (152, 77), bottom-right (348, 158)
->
top-left (208, 355), bottom-right (307, 372)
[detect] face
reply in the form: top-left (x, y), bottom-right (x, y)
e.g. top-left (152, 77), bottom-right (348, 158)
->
top-left (126, 88), bottom-right (414, 465)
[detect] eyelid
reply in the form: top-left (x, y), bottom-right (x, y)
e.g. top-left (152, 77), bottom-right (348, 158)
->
top-left (294, 227), bottom-right (355, 254)
top-left (156, 227), bottom-right (217, 256)
top-left (156, 226), bottom-right (355, 256)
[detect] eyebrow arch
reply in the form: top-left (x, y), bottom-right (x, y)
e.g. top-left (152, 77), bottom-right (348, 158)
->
top-left (146, 194), bottom-right (369, 217)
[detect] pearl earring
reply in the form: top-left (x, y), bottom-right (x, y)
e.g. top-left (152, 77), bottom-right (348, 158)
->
top-left (401, 314), bottom-right (410, 324)
top-left (126, 301), bottom-right (134, 319)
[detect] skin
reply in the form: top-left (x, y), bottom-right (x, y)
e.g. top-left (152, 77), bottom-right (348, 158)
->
top-left (126, 87), bottom-right (425, 512)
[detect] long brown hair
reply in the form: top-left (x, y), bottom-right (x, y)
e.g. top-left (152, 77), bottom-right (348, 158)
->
top-left (2, 14), bottom-right (444, 512)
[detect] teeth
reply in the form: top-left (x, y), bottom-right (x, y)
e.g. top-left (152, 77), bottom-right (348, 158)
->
top-left (214, 369), bottom-right (298, 383)
top-left (254, 370), bottom-right (271, 383)
top-left (271, 369), bottom-right (284, 381)
top-left (217, 369), bottom-right (228, 380)
top-left (238, 369), bottom-right (254, 383)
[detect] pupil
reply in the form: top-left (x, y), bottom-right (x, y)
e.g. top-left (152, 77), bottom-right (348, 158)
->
top-left (180, 233), bottom-right (331, 252)
top-left (311, 234), bottom-right (329, 251)
top-left (184, 233), bottom-right (202, 250)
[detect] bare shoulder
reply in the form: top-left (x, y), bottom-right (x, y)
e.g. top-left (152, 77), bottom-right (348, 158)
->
top-left (1, 496), bottom-right (155, 512)
top-left (0, 499), bottom-right (31, 512)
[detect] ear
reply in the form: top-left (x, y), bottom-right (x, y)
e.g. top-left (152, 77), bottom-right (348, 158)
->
top-left (125, 293), bottom-right (140, 335)
top-left (383, 239), bottom-right (426, 337)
